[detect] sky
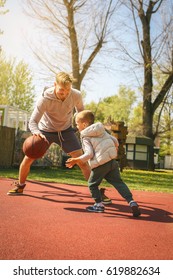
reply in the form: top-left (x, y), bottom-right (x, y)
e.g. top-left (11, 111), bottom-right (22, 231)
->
top-left (0, 1), bottom-right (37, 60)
top-left (0, 0), bottom-right (136, 105)
top-left (0, 0), bottom-right (48, 101)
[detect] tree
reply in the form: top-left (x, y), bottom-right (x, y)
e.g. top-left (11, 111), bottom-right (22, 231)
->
top-left (159, 101), bottom-right (173, 156)
top-left (23, 0), bottom-right (120, 89)
top-left (0, 52), bottom-right (35, 112)
top-left (119, 0), bottom-right (173, 170)
top-left (155, 87), bottom-right (173, 156)
top-left (0, 52), bottom-right (13, 104)
top-left (10, 61), bottom-right (35, 111)
top-left (128, 103), bottom-right (143, 136)
top-left (86, 85), bottom-right (136, 124)
top-left (127, 67), bottom-right (173, 154)
top-left (100, 85), bottom-right (136, 125)
top-left (85, 101), bottom-right (105, 123)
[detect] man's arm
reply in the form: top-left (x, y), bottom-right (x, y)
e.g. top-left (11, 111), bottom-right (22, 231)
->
top-left (29, 97), bottom-right (46, 136)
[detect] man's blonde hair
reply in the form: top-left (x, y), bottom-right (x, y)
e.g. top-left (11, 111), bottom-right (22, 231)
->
top-left (76, 110), bottom-right (95, 125)
top-left (56, 72), bottom-right (74, 86)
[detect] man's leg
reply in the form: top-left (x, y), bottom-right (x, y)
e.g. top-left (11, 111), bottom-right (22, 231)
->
top-left (7, 156), bottom-right (35, 195)
top-left (19, 156), bottom-right (35, 184)
top-left (69, 149), bottom-right (91, 180)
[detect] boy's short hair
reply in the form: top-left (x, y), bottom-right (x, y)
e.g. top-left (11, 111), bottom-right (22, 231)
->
top-left (56, 72), bottom-right (74, 86)
top-left (76, 110), bottom-right (95, 125)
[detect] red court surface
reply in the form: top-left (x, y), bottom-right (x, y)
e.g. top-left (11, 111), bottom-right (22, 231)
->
top-left (0, 178), bottom-right (173, 260)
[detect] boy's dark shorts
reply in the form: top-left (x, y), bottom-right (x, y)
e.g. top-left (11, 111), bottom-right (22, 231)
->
top-left (40, 126), bottom-right (81, 154)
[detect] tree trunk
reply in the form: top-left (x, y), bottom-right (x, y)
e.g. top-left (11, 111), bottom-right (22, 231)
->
top-left (140, 7), bottom-right (155, 170)
top-left (65, 1), bottom-right (81, 90)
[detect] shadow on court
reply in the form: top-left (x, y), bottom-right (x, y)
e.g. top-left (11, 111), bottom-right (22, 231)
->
top-left (0, 178), bottom-right (173, 260)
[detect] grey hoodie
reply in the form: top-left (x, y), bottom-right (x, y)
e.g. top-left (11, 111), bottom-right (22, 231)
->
top-left (79, 122), bottom-right (119, 169)
top-left (29, 86), bottom-right (84, 134)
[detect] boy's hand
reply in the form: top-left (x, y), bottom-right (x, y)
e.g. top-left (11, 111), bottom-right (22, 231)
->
top-left (66, 158), bottom-right (77, 168)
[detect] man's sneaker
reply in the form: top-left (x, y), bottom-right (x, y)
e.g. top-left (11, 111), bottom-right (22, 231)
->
top-left (86, 203), bottom-right (105, 213)
top-left (129, 201), bottom-right (141, 217)
top-left (7, 181), bottom-right (26, 195)
top-left (100, 188), bottom-right (112, 205)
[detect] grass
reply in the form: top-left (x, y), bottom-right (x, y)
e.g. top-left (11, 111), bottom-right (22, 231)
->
top-left (1, 166), bottom-right (173, 193)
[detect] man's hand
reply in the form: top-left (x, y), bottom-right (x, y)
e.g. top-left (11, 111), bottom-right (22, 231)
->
top-left (34, 133), bottom-right (46, 140)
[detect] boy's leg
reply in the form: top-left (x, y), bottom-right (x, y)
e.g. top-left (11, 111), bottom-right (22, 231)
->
top-left (88, 168), bottom-right (104, 203)
top-left (86, 168), bottom-right (105, 213)
top-left (105, 160), bottom-right (141, 217)
top-left (105, 160), bottom-right (133, 202)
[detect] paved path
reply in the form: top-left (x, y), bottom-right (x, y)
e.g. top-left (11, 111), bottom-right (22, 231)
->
top-left (0, 178), bottom-right (173, 260)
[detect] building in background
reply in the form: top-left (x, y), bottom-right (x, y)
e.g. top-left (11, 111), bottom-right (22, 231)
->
top-left (0, 105), bottom-right (29, 131)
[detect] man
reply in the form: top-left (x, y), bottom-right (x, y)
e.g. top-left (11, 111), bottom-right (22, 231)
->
top-left (7, 72), bottom-right (90, 195)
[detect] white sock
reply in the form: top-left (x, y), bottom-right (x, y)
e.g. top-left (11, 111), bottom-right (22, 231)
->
top-left (129, 200), bottom-right (134, 205)
top-left (96, 202), bottom-right (104, 207)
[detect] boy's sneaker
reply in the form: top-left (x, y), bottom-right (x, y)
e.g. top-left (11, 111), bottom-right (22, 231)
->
top-left (129, 201), bottom-right (141, 217)
top-left (86, 203), bottom-right (105, 213)
top-left (7, 181), bottom-right (26, 195)
top-left (100, 188), bottom-right (112, 205)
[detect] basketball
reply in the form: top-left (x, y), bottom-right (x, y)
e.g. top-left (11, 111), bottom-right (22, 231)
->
top-left (23, 135), bottom-right (50, 159)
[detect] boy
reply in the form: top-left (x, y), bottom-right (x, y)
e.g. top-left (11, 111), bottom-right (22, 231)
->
top-left (66, 110), bottom-right (141, 217)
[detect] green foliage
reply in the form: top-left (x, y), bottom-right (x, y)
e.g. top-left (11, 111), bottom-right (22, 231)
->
top-left (158, 97), bottom-right (173, 156)
top-left (159, 123), bottom-right (173, 156)
top-left (128, 103), bottom-right (143, 136)
top-left (0, 53), bottom-right (13, 103)
top-left (0, 52), bottom-right (35, 112)
top-left (121, 169), bottom-right (173, 193)
top-left (85, 101), bottom-right (105, 123)
top-left (152, 67), bottom-right (173, 156)
top-left (0, 166), bottom-right (173, 193)
top-left (10, 61), bottom-right (35, 111)
top-left (86, 85), bottom-right (136, 125)
top-left (85, 70), bottom-right (173, 157)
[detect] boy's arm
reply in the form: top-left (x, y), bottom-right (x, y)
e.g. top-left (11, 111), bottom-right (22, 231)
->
top-left (66, 138), bottom-right (94, 168)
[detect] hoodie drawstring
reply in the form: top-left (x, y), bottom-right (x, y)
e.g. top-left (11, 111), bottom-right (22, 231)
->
top-left (58, 131), bottom-right (64, 149)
